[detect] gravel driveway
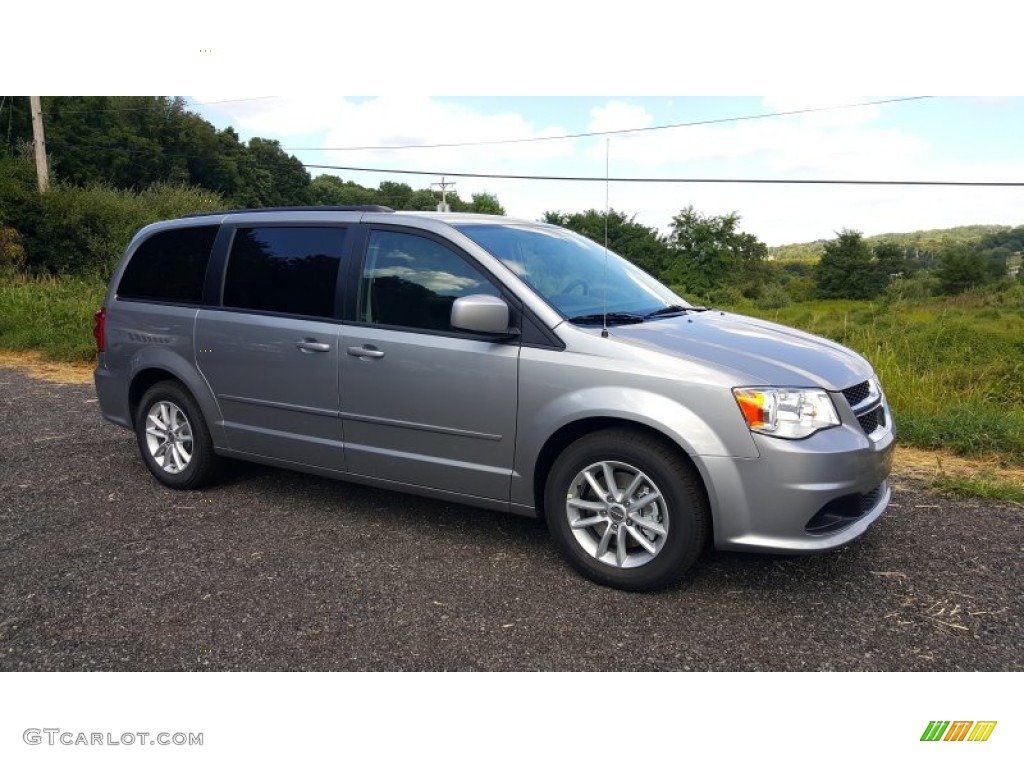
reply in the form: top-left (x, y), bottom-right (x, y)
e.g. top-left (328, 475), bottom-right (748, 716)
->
top-left (1, 365), bottom-right (1020, 671)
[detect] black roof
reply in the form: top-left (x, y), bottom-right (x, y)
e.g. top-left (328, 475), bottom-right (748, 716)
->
top-left (180, 205), bottom-right (395, 218)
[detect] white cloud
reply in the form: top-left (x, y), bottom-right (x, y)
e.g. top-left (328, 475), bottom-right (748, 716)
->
top-left (321, 97), bottom-right (575, 168)
top-left (587, 102), bottom-right (653, 133)
top-left (200, 95), bottom-right (574, 163)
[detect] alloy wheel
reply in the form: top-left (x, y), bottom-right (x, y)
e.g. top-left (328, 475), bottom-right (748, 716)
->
top-left (565, 460), bottom-right (669, 568)
top-left (144, 400), bottom-right (194, 474)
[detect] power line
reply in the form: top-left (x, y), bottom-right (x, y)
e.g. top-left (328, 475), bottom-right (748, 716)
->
top-left (302, 164), bottom-right (1024, 187)
top-left (282, 96), bottom-right (935, 152)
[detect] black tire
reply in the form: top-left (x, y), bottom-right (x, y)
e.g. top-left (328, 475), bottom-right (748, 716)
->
top-left (135, 381), bottom-right (220, 490)
top-left (544, 428), bottom-right (708, 591)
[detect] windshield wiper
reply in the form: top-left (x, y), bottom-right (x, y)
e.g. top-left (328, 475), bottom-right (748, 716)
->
top-left (567, 312), bottom-right (645, 326)
top-left (644, 305), bottom-right (689, 318)
top-left (643, 304), bottom-right (707, 318)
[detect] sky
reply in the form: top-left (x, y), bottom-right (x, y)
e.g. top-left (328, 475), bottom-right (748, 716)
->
top-left (190, 95), bottom-right (1024, 246)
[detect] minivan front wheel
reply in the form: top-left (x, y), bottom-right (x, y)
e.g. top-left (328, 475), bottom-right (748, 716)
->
top-left (545, 429), bottom-right (708, 591)
top-left (135, 381), bottom-right (219, 489)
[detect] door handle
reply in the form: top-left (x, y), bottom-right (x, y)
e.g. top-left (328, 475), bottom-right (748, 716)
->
top-left (296, 340), bottom-right (331, 353)
top-left (346, 345), bottom-right (385, 359)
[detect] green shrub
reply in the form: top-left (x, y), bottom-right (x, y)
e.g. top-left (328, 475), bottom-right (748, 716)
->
top-left (0, 225), bottom-right (26, 273)
top-left (937, 245), bottom-right (992, 294)
top-left (884, 273), bottom-right (939, 301)
top-left (992, 282), bottom-right (1024, 309)
top-left (785, 277), bottom-right (817, 303)
top-left (755, 283), bottom-right (791, 309)
top-left (0, 146), bottom-right (38, 218)
top-left (9, 181), bottom-right (223, 278)
top-left (702, 285), bottom-right (745, 307)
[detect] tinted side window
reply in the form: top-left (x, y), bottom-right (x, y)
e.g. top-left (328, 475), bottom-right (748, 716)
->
top-left (360, 230), bottom-right (500, 332)
top-left (223, 227), bottom-right (346, 318)
top-left (117, 225), bottom-right (218, 303)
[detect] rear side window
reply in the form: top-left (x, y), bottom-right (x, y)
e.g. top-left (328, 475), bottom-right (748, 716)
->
top-left (223, 227), bottom-right (346, 318)
top-left (117, 225), bottom-right (218, 303)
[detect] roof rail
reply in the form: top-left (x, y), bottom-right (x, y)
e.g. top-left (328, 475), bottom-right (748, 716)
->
top-left (179, 205), bottom-right (395, 218)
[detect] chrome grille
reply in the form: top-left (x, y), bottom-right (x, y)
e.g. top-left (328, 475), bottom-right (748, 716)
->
top-left (857, 409), bottom-right (880, 434)
top-left (842, 379), bottom-right (888, 437)
top-left (842, 381), bottom-right (871, 408)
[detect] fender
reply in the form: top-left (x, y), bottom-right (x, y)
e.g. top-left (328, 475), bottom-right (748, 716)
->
top-left (510, 384), bottom-right (759, 509)
top-left (128, 346), bottom-right (228, 449)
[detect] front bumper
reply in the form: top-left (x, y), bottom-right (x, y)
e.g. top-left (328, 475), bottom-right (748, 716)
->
top-left (701, 419), bottom-right (895, 554)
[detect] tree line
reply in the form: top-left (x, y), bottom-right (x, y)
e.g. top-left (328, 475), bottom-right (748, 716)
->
top-left (0, 96), bottom-right (503, 212)
top-left (545, 209), bottom-right (1023, 306)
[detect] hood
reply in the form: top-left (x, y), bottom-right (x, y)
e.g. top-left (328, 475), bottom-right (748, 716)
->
top-left (608, 310), bottom-right (874, 390)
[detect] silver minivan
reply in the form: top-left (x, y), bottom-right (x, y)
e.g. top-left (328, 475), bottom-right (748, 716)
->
top-left (94, 206), bottom-right (894, 591)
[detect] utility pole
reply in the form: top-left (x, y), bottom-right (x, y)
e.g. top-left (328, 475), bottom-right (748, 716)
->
top-left (29, 97), bottom-right (49, 192)
top-left (431, 176), bottom-right (455, 212)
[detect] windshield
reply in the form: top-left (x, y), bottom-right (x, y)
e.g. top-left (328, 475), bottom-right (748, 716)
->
top-left (455, 222), bottom-right (687, 322)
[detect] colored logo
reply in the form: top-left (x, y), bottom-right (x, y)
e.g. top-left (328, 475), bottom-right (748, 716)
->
top-left (921, 721), bottom-right (997, 742)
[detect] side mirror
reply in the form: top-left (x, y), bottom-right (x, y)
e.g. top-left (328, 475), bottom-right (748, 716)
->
top-left (451, 294), bottom-right (511, 334)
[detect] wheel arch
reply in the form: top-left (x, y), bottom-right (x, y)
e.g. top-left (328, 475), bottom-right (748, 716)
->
top-left (531, 417), bottom-right (712, 530)
top-left (126, 352), bottom-right (226, 448)
top-left (129, 368), bottom-right (179, 425)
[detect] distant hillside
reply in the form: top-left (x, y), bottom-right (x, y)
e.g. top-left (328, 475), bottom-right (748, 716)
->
top-left (769, 240), bottom-right (829, 262)
top-left (771, 224), bottom-right (1015, 262)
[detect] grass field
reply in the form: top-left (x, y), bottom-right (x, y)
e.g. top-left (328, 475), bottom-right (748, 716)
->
top-left (2, 274), bottom-right (1023, 470)
top-left (0, 274), bottom-right (107, 361)
top-left (739, 288), bottom-right (1024, 465)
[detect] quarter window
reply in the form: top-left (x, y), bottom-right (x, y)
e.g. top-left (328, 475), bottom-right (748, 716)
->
top-left (223, 227), bottom-right (346, 318)
top-left (360, 230), bottom-right (499, 332)
top-left (117, 225), bottom-right (218, 304)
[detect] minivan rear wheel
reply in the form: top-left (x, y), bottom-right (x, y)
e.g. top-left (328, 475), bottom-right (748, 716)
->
top-left (545, 429), bottom-right (708, 591)
top-left (135, 381), bottom-right (219, 489)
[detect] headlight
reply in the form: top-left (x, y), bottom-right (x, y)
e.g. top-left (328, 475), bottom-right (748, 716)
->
top-left (733, 387), bottom-right (840, 439)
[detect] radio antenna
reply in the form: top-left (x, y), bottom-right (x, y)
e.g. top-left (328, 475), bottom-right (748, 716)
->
top-left (601, 138), bottom-right (610, 338)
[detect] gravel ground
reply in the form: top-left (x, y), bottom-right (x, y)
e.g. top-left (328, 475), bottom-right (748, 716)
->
top-left (1, 366), bottom-right (1021, 671)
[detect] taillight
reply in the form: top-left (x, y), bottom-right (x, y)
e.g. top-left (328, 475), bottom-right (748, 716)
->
top-left (93, 307), bottom-right (106, 353)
